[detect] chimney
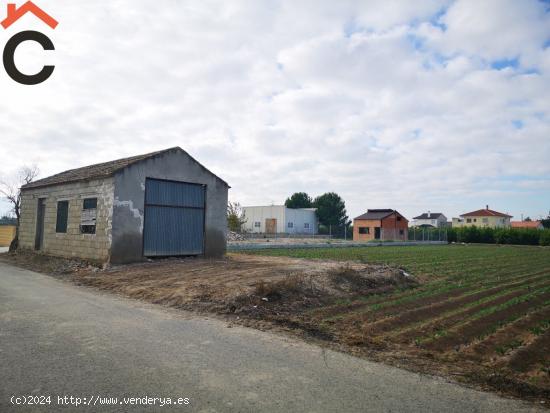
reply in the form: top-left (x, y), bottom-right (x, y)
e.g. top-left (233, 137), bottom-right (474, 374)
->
top-left (486, 205), bottom-right (489, 210)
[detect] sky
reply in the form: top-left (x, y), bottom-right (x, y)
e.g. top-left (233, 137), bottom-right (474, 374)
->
top-left (0, 0), bottom-right (549, 221)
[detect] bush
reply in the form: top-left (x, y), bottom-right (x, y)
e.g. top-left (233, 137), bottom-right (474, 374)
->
top-left (540, 230), bottom-right (550, 246)
top-left (448, 227), bottom-right (549, 246)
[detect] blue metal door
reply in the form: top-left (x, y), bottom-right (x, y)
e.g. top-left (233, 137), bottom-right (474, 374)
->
top-left (143, 178), bottom-right (206, 256)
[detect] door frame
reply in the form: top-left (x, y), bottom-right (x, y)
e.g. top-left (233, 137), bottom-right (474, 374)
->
top-left (142, 177), bottom-right (207, 258)
top-left (374, 227), bottom-right (381, 240)
top-left (34, 198), bottom-right (46, 250)
top-left (265, 218), bottom-right (277, 234)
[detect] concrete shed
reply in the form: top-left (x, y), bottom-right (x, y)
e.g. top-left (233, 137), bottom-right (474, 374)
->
top-left (19, 147), bottom-right (229, 264)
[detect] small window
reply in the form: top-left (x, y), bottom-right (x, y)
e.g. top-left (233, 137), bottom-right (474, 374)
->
top-left (56, 201), bottom-right (69, 233)
top-left (482, 218), bottom-right (488, 223)
top-left (254, 221), bottom-right (261, 228)
top-left (304, 223), bottom-right (310, 229)
top-left (397, 216), bottom-right (401, 221)
top-left (359, 227), bottom-right (369, 234)
top-left (466, 218), bottom-right (472, 223)
top-left (81, 197), bottom-right (97, 234)
top-left (287, 222), bottom-right (294, 228)
top-left (473, 218), bottom-right (477, 223)
top-left (83, 198), bottom-right (97, 209)
top-left (399, 229), bottom-right (404, 235)
top-left (81, 225), bottom-right (96, 234)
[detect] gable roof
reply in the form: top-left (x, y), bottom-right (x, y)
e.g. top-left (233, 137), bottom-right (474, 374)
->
top-left (460, 208), bottom-right (512, 218)
top-left (511, 221), bottom-right (543, 229)
top-left (354, 209), bottom-right (407, 221)
top-left (413, 212), bottom-right (444, 220)
top-left (22, 147), bottom-right (229, 190)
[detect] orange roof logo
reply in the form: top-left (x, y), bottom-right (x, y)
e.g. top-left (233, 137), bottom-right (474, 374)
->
top-left (1, 1), bottom-right (58, 30)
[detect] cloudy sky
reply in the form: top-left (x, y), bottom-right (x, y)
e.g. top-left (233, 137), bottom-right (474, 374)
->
top-left (1, 0), bottom-right (549, 221)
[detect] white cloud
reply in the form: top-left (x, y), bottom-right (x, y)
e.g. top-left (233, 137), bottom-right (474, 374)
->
top-left (0, 0), bottom-right (549, 220)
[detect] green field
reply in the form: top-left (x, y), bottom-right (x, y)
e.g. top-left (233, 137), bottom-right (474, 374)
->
top-left (245, 244), bottom-right (550, 399)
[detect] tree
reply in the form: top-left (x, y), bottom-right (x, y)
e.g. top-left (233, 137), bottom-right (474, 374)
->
top-left (227, 202), bottom-right (247, 232)
top-left (0, 215), bottom-right (17, 225)
top-left (542, 212), bottom-right (550, 229)
top-left (524, 216), bottom-right (532, 222)
top-left (284, 192), bottom-right (313, 209)
top-left (0, 165), bottom-right (39, 251)
top-left (313, 192), bottom-right (348, 235)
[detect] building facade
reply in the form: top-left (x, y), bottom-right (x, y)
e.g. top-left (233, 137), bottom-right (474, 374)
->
top-left (19, 147), bottom-right (229, 264)
top-left (353, 209), bottom-right (408, 241)
top-left (241, 205), bottom-right (318, 235)
top-left (452, 206), bottom-right (512, 228)
top-left (410, 212), bottom-right (447, 228)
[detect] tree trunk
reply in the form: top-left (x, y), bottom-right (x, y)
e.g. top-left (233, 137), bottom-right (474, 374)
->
top-left (9, 236), bottom-right (18, 252)
top-left (9, 215), bottom-right (20, 252)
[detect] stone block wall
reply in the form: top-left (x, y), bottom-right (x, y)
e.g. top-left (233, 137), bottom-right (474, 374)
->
top-left (19, 178), bottom-right (115, 262)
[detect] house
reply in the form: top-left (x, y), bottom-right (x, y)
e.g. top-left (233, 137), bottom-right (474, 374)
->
top-left (18, 147), bottom-right (229, 264)
top-left (511, 221), bottom-right (544, 230)
top-left (453, 205), bottom-right (512, 228)
top-left (353, 209), bottom-right (408, 241)
top-left (241, 205), bottom-right (318, 235)
top-left (411, 212), bottom-right (447, 228)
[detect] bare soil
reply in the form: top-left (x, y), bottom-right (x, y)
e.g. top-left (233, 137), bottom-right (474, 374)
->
top-left (1, 249), bottom-right (548, 404)
top-left (0, 250), bottom-right (413, 317)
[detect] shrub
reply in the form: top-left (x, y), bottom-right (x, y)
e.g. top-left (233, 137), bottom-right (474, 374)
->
top-left (449, 227), bottom-right (549, 246)
top-left (540, 230), bottom-right (550, 246)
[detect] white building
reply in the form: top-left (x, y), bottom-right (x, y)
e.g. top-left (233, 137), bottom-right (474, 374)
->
top-left (242, 205), bottom-right (318, 235)
top-left (410, 212), bottom-right (448, 228)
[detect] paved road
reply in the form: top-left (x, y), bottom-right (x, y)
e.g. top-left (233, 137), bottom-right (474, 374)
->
top-left (0, 262), bottom-right (543, 413)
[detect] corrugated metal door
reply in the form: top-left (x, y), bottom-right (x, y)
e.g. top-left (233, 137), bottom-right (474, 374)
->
top-left (143, 178), bottom-right (206, 256)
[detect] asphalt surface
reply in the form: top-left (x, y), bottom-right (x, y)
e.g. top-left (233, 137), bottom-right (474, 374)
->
top-left (0, 261), bottom-right (544, 413)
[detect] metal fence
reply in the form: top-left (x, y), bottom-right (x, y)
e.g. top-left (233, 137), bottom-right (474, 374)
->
top-left (231, 226), bottom-right (448, 242)
top-left (408, 226), bottom-right (448, 242)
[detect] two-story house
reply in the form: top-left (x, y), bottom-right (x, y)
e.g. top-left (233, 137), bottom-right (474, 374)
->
top-left (411, 212), bottom-right (447, 228)
top-left (453, 206), bottom-right (512, 228)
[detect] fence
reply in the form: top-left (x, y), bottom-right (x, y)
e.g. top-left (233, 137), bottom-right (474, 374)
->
top-left (0, 225), bottom-right (16, 247)
top-left (233, 232), bottom-right (331, 240)
top-left (408, 226), bottom-right (448, 242)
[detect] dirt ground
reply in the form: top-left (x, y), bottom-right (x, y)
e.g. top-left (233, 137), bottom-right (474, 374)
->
top-left (1, 249), bottom-right (548, 405)
top-left (0, 250), bottom-right (413, 316)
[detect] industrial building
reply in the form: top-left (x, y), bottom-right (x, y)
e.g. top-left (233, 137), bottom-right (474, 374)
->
top-left (18, 147), bottom-right (229, 264)
top-left (241, 205), bottom-right (318, 235)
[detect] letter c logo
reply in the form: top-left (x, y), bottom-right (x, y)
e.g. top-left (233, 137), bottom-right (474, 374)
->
top-left (3, 30), bottom-right (54, 85)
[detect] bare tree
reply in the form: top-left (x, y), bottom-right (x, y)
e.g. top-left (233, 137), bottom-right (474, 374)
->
top-left (0, 165), bottom-right (39, 251)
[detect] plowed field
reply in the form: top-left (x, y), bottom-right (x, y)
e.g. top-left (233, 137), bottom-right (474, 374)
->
top-left (246, 245), bottom-right (550, 401)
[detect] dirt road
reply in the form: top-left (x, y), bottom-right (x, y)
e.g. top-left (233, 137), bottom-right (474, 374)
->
top-left (0, 261), bottom-right (543, 412)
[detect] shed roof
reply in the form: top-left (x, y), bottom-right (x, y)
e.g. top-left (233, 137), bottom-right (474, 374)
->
top-left (21, 147), bottom-right (229, 190)
top-left (354, 209), bottom-right (407, 221)
top-left (413, 212), bottom-right (444, 220)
